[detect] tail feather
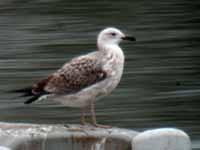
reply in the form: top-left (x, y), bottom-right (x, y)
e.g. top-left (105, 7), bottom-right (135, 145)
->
top-left (24, 95), bottom-right (41, 104)
top-left (20, 92), bottom-right (33, 97)
top-left (24, 91), bottom-right (50, 104)
top-left (10, 86), bottom-right (49, 104)
top-left (8, 87), bottom-right (32, 94)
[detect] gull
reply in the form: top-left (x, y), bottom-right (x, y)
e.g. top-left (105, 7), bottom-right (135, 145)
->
top-left (14, 27), bottom-right (136, 128)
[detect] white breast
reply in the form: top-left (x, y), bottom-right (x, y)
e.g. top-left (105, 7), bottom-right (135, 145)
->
top-left (52, 46), bottom-right (125, 108)
top-left (101, 45), bottom-right (125, 93)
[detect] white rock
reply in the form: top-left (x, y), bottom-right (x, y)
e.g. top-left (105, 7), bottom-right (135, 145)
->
top-left (0, 146), bottom-right (12, 150)
top-left (0, 122), bottom-right (138, 150)
top-left (0, 122), bottom-right (192, 150)
top-left (132, 128), bottom-right (191, 150)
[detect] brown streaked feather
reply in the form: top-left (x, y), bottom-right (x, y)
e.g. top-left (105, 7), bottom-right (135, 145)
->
top-left (32, 75), bottom-right (54, 94)
top-left (44, 56), bottom-right (107, 94)
top-left (11, 77), bottom-right (52, 104)
top-left (13, 54), bottom-right (107, 104)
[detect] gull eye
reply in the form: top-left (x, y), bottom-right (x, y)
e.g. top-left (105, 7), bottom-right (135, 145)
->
top-left (110, 32), bottom-right (116, 36)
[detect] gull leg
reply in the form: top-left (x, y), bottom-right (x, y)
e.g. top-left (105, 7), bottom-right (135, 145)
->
top-left (80, 107), bottom-right (86, 126)
top-left (90, 100), bottom-right (111, 128)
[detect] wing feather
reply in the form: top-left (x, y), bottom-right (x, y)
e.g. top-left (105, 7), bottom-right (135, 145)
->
top-left (15, 54), bottom-right (107, 104)
top-left (44, 56), bottom-right (107, 94)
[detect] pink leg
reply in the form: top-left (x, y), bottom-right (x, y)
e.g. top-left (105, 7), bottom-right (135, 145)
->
top-left (80, 107), bottom-right (86, 126)
top-left (90, 100), bottom-right (111, 128)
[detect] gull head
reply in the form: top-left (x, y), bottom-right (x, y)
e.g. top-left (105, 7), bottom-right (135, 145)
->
top-left (97, 27), bottom-right (136, 48)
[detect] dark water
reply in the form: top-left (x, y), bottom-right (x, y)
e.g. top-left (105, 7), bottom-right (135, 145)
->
top-left (0, 0), bottom-right (200, 148)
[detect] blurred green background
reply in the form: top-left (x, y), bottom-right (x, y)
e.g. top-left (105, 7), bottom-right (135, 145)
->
top-left (0, 0), bottom-right (199, 149)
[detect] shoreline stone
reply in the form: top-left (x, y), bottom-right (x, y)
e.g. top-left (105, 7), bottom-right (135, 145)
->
top-left (0, 122), bottom-right (191, 150)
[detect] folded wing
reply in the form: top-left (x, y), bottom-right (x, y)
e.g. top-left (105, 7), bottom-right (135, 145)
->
top-left (44, 56), bottom-right (107, 94)
top-left (14, 55), bottom-right (107, 104)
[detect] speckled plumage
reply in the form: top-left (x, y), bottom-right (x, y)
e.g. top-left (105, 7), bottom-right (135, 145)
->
top-left (41, 54), bottom-right (107, 94)
top-left (48, 48), bottom-right (124, 107)
top-left (21, 28), bottom-right (128, 106)
top-left (14, 27), bottom-right (135, 127)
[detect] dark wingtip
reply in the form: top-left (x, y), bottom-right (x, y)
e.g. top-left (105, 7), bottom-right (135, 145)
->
top-left (8, 87), bottom-right (33, 93)
top-left (24, 100), bottom-right (32, 104)
top-left (24, 91), bottom-right (50, 104)
top-left (24, 95), bottom-right (39, 104)
top-left (24, 101), bottom-right (31, 104)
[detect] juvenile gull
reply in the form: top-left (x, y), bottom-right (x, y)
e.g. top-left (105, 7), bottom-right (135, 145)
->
top-left (14, 27), bottom-right (136, 128)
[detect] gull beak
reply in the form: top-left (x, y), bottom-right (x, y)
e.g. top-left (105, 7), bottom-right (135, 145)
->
top-left (122, 36), bottom-right (136, 41)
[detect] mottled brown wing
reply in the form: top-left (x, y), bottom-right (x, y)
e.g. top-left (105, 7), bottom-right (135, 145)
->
top-left (15, 55), bottom-right (107, 104)
top-left (41, 56), bottom-right (107, 94)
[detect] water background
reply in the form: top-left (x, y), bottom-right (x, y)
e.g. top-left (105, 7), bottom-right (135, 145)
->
top-left (0, 0), bottom-right (200, 149)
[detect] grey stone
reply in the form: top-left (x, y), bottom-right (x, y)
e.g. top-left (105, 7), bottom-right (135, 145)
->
top-left (0, 122), bottom-right (138, 150)
top-left (132, 128), bottom-right (191, 150)
top-left (0, 146), bottom-right (12, 150)
top-left (0, 122), bottom-right (191, 150)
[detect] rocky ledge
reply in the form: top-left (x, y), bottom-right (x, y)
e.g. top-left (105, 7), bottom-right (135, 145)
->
top-left (0, 122), bottom-right (191, 150)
